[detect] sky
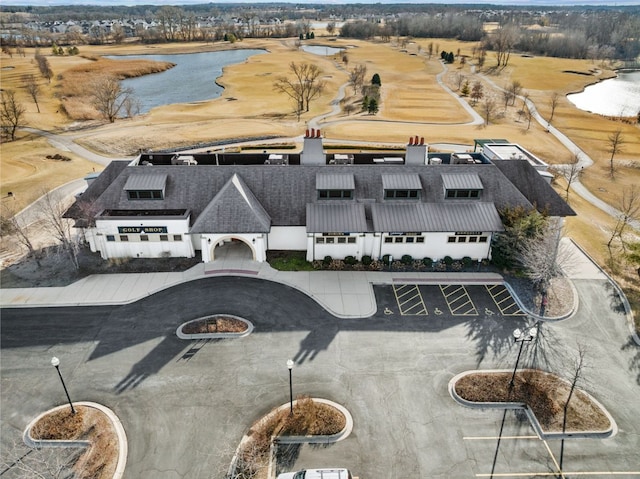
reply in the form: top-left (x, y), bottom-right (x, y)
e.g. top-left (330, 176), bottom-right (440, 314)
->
top-left (4, 0), bottom-right (640, 6)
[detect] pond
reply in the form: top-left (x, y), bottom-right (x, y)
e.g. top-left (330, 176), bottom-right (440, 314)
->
top-left (106, 49), bottom-right (266, 113)
top-left (567, 70), bottom-right (640, 117)
top-left (301, 45), bottom-right (344, 56)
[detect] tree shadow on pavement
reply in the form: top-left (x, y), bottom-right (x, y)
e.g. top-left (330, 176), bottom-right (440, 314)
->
top-left (621, 336), bottom-right (640, 385)
top-left (275, 443), bottom-right (301, 476)
top-left (293, 326), bottom-right (339, 364)
top-left (464, 315), bottom-right (529, 367)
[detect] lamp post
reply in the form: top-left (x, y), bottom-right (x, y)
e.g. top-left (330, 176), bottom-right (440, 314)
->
top-left (287, 359), bottom-right (294, 415)
top-left (50, 357), bottom-right (75, 415)
top-left (509, 325), bottom-right (538, 389)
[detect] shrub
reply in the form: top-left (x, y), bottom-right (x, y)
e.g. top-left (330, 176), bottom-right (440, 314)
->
top-left (382, 254), bottom-right (392, 265)
top-left (362, 255), bottom-right (372, 266)
top-left (323, 255), bottom-right (332, 266)
top-left (401, 254), bottom-right (413, 265)
top-left (422, 257), bottom-right (433, 267)
top-left (344, 255), bottom-right (357, 265)
top-left (462, 256), bottom-right (473, 267)
top-left (444, 255), bottom-right (454, 265)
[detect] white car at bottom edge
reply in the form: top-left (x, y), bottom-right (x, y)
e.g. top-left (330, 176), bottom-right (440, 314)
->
top-left (277, 468), bottom-right (353, 479)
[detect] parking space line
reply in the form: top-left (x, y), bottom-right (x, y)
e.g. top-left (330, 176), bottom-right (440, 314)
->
top-left (393, 284), bottom-right (428, 315)
top-left (486, 284), bottom-right (526, 316)
top-left (440, 285), bottom-right (478, 316)
top-left (542, 439), bottom-right (563, 478)
top-left (463, 435), bottom-right (538, 440)
top-left (477, 473), bottom-right (640, 477)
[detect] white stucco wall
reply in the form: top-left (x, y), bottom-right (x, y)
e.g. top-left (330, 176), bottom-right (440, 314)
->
top-left (92, 217), bottom-right (194, 259)
top-left (268, 226), bottom-right (307, 250)
top-left (378, 232), bottom-right (492, 261)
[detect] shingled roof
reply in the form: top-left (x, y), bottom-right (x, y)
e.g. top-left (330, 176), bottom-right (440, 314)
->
top-left (190, 173), bottom-right (271, 233)
top-left (492, 160), bottom-right (576, 217)
top-left (66, 161), bottom-right (573, 233)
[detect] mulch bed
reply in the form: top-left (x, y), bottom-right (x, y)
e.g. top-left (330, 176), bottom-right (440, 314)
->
top-left (182, 315), bottom-right (247, 334)
top-left (455, 370), bottom-right (610, 432)
top-left (31, 406), bottom-right (118, 479)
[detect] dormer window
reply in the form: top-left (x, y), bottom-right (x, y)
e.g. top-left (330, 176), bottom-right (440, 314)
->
top-left (124, 173), bottom-right (167, 201)
top-left (442, 173), bottom-right (483, 199)
top-left (382, 174), bottom-right (421, 200)
top-left (316, 173), bottom-right (354, 200)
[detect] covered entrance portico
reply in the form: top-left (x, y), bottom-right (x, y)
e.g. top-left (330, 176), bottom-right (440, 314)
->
top-left (200, 233), bottom-right (267, 262)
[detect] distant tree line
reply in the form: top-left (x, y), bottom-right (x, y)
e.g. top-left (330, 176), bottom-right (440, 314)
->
top-left (1, 4), bottom-right (638, 61)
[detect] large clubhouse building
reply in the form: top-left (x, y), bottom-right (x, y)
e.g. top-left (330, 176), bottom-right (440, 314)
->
top-left (66, 131), bottom-right (575, 263)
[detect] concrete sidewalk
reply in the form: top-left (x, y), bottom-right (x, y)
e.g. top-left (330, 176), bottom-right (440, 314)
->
top-left (0, 238), bottom-right (614, 319)
top-left (0, 257), bottom-right (501, 318)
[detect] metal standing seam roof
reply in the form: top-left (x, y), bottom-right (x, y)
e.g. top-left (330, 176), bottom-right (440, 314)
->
top-left (441, 173), bottom-right (484, 190)
top-left (123, 172), bottom-right (168, 191)
top-left (306, 203), bottom-right (368, 233)
top-left (315, 173), bottom-right (355, 190)
top-left (381, 173), bottom-right (422, 190)
top-left (371, 202), bottom-right (503, 232)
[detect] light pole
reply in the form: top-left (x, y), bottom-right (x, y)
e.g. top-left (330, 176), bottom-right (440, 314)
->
top-left (287, 359), bottom-right (294, 415)
top-left (50, 357), bottom-right (75, 415)
top-left (509, 325), bottom-right (538, 389)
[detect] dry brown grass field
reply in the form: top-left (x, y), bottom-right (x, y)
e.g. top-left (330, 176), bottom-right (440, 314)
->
top-left (1, 36), bottom-right (638, 318)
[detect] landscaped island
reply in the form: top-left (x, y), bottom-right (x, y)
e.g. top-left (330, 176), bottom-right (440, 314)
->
top-left (453, 370), bottom-right (612, 434)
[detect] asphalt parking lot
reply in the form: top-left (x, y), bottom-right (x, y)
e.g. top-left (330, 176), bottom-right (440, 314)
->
top-left (375, 283), bottom-right (527, 319)
top-left (1, 277), bottom-right (639, 479)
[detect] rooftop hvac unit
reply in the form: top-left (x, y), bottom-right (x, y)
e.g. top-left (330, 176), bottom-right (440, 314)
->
top-left (430, 157), bottom-right (443, 165)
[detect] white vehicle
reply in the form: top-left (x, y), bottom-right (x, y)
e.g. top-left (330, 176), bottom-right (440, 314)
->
top-left (277, 468), bottom-right (353, 479)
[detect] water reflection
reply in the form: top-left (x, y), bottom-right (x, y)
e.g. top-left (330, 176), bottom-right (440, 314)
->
top-left (567, 71), bottom-right (640, 117)
top-left (106, 49), bottom-right (266, 113)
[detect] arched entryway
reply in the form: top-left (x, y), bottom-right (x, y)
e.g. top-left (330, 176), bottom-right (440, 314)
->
top-left (210, 237), bottom-right (256, 261)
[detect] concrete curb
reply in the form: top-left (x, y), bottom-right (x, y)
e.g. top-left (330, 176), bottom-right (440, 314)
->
top-left (176, 314), bottom-right (254, 339)
top-left (23, 401), bottom-right (128, 479)
top-left (448, 369), bottom-right (617, 440)
top-left (504, 278), bottom-right (578, 323)
top-left (568, 239), bottom-right (640, 346)
top-left (228, 398), bottom-right (353, 479)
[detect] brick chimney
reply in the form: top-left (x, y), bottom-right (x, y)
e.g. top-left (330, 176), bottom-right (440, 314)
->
top-left (301, 127), bottom-right (326, 165)
top-left (405, 136), bottom-right (428, 165)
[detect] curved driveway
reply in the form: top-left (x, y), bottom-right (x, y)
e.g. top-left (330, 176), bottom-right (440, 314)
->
top-left (1, 274), bottom-right (638, 478)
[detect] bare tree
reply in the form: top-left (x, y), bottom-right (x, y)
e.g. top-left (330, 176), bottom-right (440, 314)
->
top-left (273, 62), bottom-right (326, 118)
top-left (1, 436), bottom-right (81, 479)
top-left (508, 80), bottom-right (522, 105)
top-left (524, 102), bottom-right (534, 130)
top-left (470, 81), bottom-right (483, 105)
top-left (553, 151), bottom-right (582, 200)
top-left (607, 185), bottom-right (640, 253)
top-left (606, 129), bottom-right (625, 178)
top-left (455, 72), bottom-right (465, 91)
top-left (493, 24), bottom-right (519, 68)
top-left (38, 189), bottom-right (80, 269)
top-left (1, 90), bottom-right (26, 141)
top-left (24, 74), bottom-right (41, 113)
top-left (501, 88), bottom-right (513, 112)
top-left (90, 75), bottom-right (136, 123)
top-left (559, 344), bottom-right (587, 471)
top-left (0, 205), bottom-right (41, 267)
top-left (348, 64), bottom-right (367, 96)
top-left (481, 96), bottom-right (497, 125)
top-left (515, 218), bottom-right (564, 292)
top-left (548, 91), bottom-right (560, 125)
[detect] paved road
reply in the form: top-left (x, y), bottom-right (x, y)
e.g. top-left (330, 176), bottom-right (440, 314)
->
top-left (2, 276), bottom-right (638, 478)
